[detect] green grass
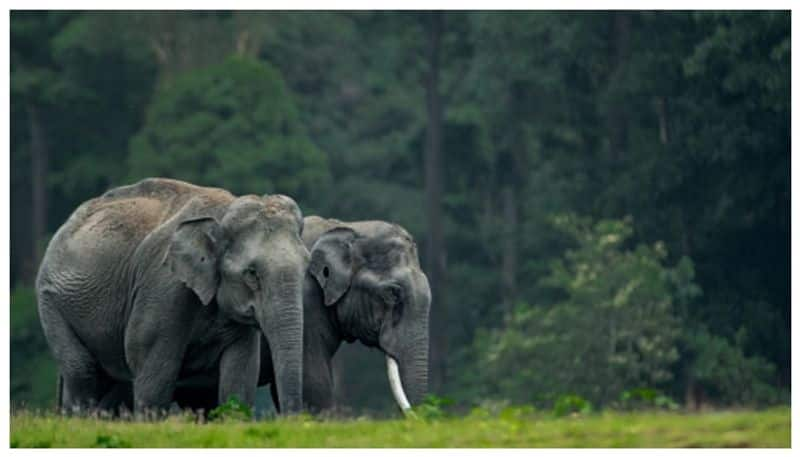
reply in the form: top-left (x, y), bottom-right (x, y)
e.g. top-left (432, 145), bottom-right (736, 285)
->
top-left (10, 407), bottom-right (789, 448)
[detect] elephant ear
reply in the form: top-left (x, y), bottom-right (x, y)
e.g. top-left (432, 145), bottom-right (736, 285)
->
top-left (309, 227), bottom-right (357, 306)
top-left (167, 216), bottom-right (223, 306)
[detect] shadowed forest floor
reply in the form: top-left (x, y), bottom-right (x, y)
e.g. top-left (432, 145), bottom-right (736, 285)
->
top-left (10, 407), bottom-right (790, 448)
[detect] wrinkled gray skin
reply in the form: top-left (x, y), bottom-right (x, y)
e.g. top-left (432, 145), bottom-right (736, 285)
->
top-left (174, 216), bottom-right (431, 414)
top-left (36, 178), bottom-right (308, 415)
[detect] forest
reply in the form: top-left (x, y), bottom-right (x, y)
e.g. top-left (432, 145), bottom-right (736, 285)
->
top-left (10, 11), bottom-right (790, 416)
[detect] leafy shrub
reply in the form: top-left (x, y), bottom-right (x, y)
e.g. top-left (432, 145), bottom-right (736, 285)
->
top-left (617, 388), bottom-right (678, 411)
top-left (413, 395), bottom-right (454, 421)
top-left (682, 326), bottom-right (784, 407)
top-left (466, 215), bottom-right (695, 408)
top-left (552, 394), bottom-right (592, 417)
top-left (208, 396), bottom-right (253, 422)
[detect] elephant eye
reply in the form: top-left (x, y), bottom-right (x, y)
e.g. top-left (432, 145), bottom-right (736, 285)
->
top-left (380, 284), bottom-right (403, 306)
top-left (391, 299), bottom-right (404, 326)
top-left (243, 266), bottom-right (259, 291)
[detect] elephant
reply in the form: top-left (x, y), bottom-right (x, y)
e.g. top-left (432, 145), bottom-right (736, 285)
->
top-left (173, 216), bottom-right (432, 415)
top-left (35, 178), bottom-right (309, 415)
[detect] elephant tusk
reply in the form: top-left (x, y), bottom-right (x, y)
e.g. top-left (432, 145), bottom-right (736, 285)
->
top-left (386, 356), bottom-right (417, 418)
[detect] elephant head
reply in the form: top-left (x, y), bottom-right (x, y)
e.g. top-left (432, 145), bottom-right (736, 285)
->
top-left (168, 194), bottom-right (308, 413)
top-left (307, 221), bottom-right (431, 411)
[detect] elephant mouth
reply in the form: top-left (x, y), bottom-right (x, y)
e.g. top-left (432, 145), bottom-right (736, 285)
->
top-left (228, 310), bottom-right (258, 327)
top-left (222, 303), bottom-right (260, 326)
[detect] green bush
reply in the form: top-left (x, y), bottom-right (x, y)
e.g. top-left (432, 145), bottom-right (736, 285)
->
top-left (466, 215), bottom-right (693, 408)
top-left (208, 396), bottom-right (253, 422)
top-left (552, 394), bottom-right (592, 417)
top-left (682, 326), bottom-right (784, 407)
top-left (617, 388), bottom-right (678, 411)
top-left (413, 395), bottom-right (455, 421)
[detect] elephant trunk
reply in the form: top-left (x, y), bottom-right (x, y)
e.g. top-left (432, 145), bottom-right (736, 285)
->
top-left (386, 333), bottom-right (429, 414)
top-left (384, 270), bottom-right (431, 415)
top-left (258, 267), bottom-right (304, 414)
top-left (400, 335), bottom-right (430, 407)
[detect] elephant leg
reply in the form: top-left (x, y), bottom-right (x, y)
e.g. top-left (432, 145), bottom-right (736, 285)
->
top-left (270, 381), bottom-right (280, 414)
top-left (218, 330), bottom-right (260, 407)
top-left (98, 382), bottom-right (133, 416)
top-left (132, 351), bottom-right (183, 416)
top-left (302, 351), bottom-right (335, 414)
top-left (38, 304), bottom-right (107, 413)
top-left (61, 366), bottom-right (107, 414)
top-left (126, 289), bottom-right (198, 417)
top-left (129, 327), bottom-right (192, 416)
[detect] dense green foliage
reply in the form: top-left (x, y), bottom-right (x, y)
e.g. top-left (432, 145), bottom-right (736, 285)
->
top-left (10, 11), bottom-right (789, 414)
top-left (10, 408), bottom-right (790, 447)
top-left (463, 216), bottom-right (688, 407)
top-left (128, 56), bottom-right (329, 203)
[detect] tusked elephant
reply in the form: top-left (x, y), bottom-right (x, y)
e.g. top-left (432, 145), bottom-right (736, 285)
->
top-left (35, 178), bottom-right (309, 415)
top-left (174, 216), bottom-right (432, 415)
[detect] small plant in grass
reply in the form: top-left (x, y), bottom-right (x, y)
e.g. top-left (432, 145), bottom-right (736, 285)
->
top-left (413, 394), bottom-right (454, 420)
top-left (95, 434), bottom-right (130, 448)
top-left (499, 405), bottom-right (537, 421)
top-left (618, 388), bottom-right (679, 411)
top-left (208, 396), bottom-right (253, 422)
top-left (552, 394), bottom-right (592, 417)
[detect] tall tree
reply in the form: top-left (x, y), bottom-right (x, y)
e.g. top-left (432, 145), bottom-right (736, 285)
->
top-left (11, 12), bottom-right (158, 285)
top-left (424, 11), bottom-right (447, 391)
top-left (10, 12), bottom-right (72, 282)
top-left (127, 56), bottom-right (328, 202)
top-left (27, 105), bottom-right (48, 280)
top-left (605, 11), bottom-right (631, 169)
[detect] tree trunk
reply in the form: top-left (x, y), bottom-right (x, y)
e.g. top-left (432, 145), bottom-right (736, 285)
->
top-left (655, 96), bottom-right (669, 146)
top-left (423, 11), bottom-right (447, 393)
top-left (500, 185), bottom-right (517, 315)
top-left (607, 12), bottom-right (631, 167)
top-left (684, 374), bottom-right (695, 410)
top-left (27, 104), bottom-right (48, 283)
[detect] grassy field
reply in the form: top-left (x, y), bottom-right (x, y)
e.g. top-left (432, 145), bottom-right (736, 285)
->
top-left (10, 407), bottom-right (790, 448)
